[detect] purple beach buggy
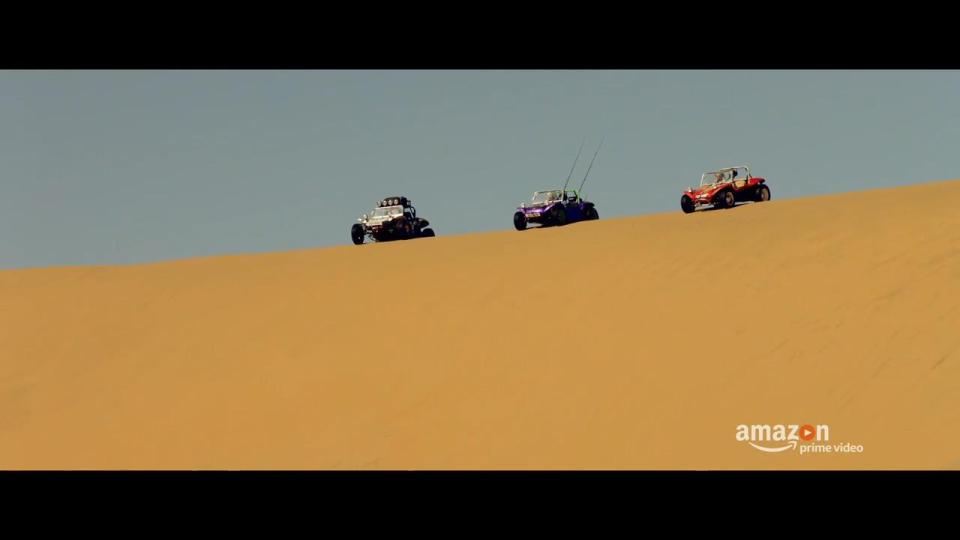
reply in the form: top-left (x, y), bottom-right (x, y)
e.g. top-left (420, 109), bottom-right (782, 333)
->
top-left (513, 139), bottom-right (602, 231)
top-left (513, 189), bottom-right (599, 230)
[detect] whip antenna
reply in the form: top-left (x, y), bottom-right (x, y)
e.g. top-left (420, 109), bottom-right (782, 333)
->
top-left (562, 138), bottom-right (586, 193)
top-left (577, 136), bottom-right (604, 194)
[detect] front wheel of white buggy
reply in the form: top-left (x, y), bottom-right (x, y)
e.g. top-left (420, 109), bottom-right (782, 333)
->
top-left (351, 224), bottom-right (365, 245)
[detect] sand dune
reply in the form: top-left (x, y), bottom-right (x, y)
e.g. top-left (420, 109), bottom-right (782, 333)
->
top-left (2, 179), bottom-right (960, 469)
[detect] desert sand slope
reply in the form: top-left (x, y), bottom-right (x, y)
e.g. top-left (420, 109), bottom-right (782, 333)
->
top-left (2, 180), bottom-right (960, 469)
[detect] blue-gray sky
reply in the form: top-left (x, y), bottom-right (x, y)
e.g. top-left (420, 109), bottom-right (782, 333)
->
top-left (2, 70), bottom-right (958, 269)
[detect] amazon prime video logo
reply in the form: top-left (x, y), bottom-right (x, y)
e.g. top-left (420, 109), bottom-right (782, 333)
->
top-left (735, 424), bottom-right (865, 455)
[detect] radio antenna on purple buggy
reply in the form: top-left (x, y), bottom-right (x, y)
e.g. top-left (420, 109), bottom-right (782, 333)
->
top-left (562, 138), bottom-right (586, 193)
top-left (577, 137), bottom-right (604, 195)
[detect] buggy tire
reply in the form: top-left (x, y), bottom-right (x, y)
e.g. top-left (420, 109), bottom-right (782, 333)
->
top-left (585, 207), bottom-right (599, 220)
top-left (351, 224), bottom-right (365, 245)
top-left (755, 185), bottom-right (771, 202)
top-left (681, 195), bottom-right (695, 214)
top-left (421, 228), bottom-right (435, 238)
top-left (513, 211), bottom-right (527, 231)
top-left (551, 206), bottom-right (567, 226)
top-left (716, 190), bottom-right (735, 209)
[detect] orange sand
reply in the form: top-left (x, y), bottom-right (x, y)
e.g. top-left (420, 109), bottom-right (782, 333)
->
top-left (2, 179), bottom-right (959, 469)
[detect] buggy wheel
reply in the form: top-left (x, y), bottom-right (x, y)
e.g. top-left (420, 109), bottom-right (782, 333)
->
top-left (350, 224), bottom-right (365, 245)
top-left (717, 191), bottom-right (735, 209)
top-left (585, 207), bottom-right (599, 220)
top-left (420, 228), bottom-right (435, 238)
top-left (551, 206), bottom-right (567, 226)
top-left (756, 185), bottom-right (771, 202)
top-left (513, 211), bottom-right (527, 231)
top-left (681, 195), bottom-right (695, 214)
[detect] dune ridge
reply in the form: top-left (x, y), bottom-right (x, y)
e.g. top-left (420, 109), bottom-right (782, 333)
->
top-left (2, 179), bottom-right (959, 469)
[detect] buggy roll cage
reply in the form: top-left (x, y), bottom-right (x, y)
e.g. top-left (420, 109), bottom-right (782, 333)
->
top-left (699, 165), bottom-right (752, 187)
